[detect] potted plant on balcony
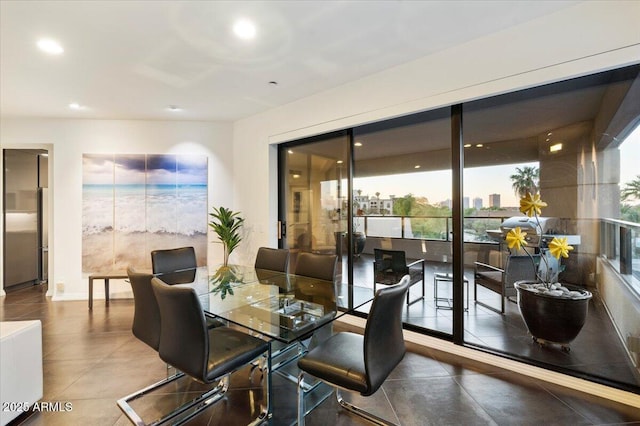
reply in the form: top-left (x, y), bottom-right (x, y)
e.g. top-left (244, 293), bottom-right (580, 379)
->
top-left (353, 208), bottom-right (367, 257)
top-left (506, 192), bottom-right (592, 352)
top-left (209, 206), bottom-right (244, 267)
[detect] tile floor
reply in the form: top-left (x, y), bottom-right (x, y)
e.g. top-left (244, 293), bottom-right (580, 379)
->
top-left (2, 284), bottom-right (640, 426)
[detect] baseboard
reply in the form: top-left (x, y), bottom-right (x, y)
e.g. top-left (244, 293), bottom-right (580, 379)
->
top-left (335, 314), bottom-right (640, 409)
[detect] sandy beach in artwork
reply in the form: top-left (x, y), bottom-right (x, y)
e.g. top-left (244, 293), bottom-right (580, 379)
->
top-left (82, 231), bottom-right (207, 272)
top-left (82, 154), bottom-right (209, 273)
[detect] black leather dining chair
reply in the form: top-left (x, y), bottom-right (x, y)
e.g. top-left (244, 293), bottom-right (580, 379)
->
top-left (254, 247), bottom-right (290, 272)
top-left (127, 267), bottom-right (160, 351)
top-left (297, 275), bottom-right (410, 426)
top-left (293, 252), bottom-right (339, 347)
top-left (119, 277), bottom-right (271, 426)
top-left (294, 252), bottom-right (338, 282)
top-left (151, 246), bottom-right (197, 284)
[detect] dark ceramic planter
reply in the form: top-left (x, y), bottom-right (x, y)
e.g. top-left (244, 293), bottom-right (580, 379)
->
top-left (353, 232), bottom-right (366, 256)
top-left (335, 231), bottom-right (366, 257)
top-left (514, 281), bottom-right (592, 349)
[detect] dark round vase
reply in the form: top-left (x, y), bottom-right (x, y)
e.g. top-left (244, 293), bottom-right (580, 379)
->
top-left (353, 232), bottom-right (366, 255)
top-left (514, 281), bottom-right (592, 346)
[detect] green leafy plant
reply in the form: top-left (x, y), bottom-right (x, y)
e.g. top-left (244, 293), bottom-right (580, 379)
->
top-left (210, 265), bottom-right (243, 299)
top-left (208, 206), bottom-right (244, 266)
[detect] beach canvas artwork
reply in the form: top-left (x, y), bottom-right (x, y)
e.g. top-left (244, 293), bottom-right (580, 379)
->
top-left (82, 154), bottom-right (208, 272)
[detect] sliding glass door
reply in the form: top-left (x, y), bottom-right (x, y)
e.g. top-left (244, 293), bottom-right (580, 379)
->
top-left (278, 132), bottom-right (350, 285)
top-left (462, 65), bottom-right (640, 390)
top-left (352, 108), bottom-right (453, 335)
top-left (277, 63), bottom-right (640, 392)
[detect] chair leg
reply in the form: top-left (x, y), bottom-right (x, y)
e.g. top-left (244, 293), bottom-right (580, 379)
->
top-left (117, 372), bottom-right (228, 426)
top-left (118, 349), bottom-right (270, 426)
top-left (336, 389), bottom-right (398, 426)
top-left (298, 371), bottom-right (306, 426)
top-left (248, 349), bottom-right (271, 426)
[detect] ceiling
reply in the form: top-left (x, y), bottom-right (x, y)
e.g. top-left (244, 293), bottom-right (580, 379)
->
top-left (0, 1), bottom-right (578, 122)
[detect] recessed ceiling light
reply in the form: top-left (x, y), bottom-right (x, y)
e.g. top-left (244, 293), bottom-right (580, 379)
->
top-left (476, 144), bottom-right (483, 148)
top-left (233, 19), bottom-right (256, 40)
top-left (37, 38), bottom-right (64, 55)
top-left (287, 150), bottom-right (293, 154)
top-left (463, 144), bottom-right (472, 148)
top-left (550, 143), bottom-right (563, 153)
top-left (354, 142), bottom-right (363, 147)
top-left (292, 174), bottom-right (300, 179)
top-left (269, 81), bottom-right (278, 86)
top-left (69, 102), bottom-right (82, 110)
top-left (167, 105), bottom-right (181, 112)
top-left (414, 165), bottom-right (421, 169)
top-left (337, 160), bottom-right (343, 164)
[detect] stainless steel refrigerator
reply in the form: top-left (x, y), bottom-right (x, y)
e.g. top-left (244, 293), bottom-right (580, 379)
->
top-left (3, 149), bottom-right (47, 290)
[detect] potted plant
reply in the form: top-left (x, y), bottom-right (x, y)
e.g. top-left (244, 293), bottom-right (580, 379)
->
top-left (353, 208), bottom-right (366, 257)
top-left (506, 192), bottom-right (592, 352)
top-left (208, 206), bottom-right (244, 267)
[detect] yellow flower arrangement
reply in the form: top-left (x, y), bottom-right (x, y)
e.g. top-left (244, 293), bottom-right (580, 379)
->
top-left (519, 192), bottom-right (548, 217)
top-left (507, 192), bottom-right (574, 289)
top-left (548, 236), bottom-right (573, 259)
top-left (506, 226), bottom-right (527, 251)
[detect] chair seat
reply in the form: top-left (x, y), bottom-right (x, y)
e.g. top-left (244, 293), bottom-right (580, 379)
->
top-left (297, 332), bottom-right (368, 394)
top-left (375, 269), bottom-right (421, 286)
top-left (475, 270), bottom-right (503, 289)
top-left (206, 328), bottom-right (269, 382)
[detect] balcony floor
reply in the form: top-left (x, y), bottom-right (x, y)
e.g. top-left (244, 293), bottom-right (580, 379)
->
top-left (348, 254), bottom-right (640, 390)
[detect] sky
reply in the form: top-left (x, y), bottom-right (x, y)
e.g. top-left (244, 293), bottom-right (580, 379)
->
top-left (354, 125), bottom-right (640, 208)
top-left (82, 154), bottom-right (208, 185)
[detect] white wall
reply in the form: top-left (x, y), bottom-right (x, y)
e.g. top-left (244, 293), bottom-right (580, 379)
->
top-left (1, 1), bottom-right (639, 300)
top-left (232, 1), bottom-right (640, 265)
top-left (0, 119), bottom-right (234, 300)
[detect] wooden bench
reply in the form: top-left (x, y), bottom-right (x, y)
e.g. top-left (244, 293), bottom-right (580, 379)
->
top-left (88, 271), bottom-right (128, 309)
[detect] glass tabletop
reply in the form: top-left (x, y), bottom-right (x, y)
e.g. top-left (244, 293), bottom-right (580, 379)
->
top-left (186, 265), bottom-right (374, 343)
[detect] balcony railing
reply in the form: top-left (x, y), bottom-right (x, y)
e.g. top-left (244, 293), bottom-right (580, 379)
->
top-left (356, 214), bottom-right (511, 243)
top-left (601, 218), bottom-right (640, 294)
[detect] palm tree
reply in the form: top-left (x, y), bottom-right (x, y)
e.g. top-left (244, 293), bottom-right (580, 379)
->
top-left (510, 166), bottom-right (539, 197)
top-left (621, 175), bottom-right (640, 201)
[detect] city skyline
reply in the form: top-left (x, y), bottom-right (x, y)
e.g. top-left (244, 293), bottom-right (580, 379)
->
top-left (353, 126), bottom-right (639, 208)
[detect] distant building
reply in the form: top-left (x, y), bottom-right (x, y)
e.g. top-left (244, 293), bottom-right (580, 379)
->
top-left (489, 193), bottom-right (501, 208)
top-left (353, 190), bottom-right (394, 214)
top-left (463, 197), bottom-right (470, 209)
top-left (439, 199), bottom-right (452, 209)
top-left (473, 197), bottom-right (483, 209)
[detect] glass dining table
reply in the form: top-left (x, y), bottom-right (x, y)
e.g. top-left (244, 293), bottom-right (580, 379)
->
top-left (184, 264), bottom-right (375, 345)
top-left (175, 264), bottom-right (375, 420)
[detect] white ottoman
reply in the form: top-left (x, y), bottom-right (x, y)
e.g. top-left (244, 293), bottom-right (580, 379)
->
top-left (0, 320), bottom-right (43, 425)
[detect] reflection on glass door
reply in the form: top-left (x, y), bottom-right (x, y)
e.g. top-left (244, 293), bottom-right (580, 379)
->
top-left (279, 132), bottom-right (350, 284)
top-left (352, 108), bottom-right (453, 336)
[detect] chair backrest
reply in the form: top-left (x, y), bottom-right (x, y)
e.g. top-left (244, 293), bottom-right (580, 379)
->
top-left (373, 249), bottom-right (409, 274)
top-left (363, 275), bottom-right (409, 396)
top-left (127, 267), bottom-right (160, 351)
top-left (254, 247), bottom-right (290, 272)
top-left (294, 252), bottom-right (338, 282)
top-left (504, 255), bottom-right (538, 286)
top-left (151, 246), bottom-right (197, 284)
top-left (151, 277), bottom-right (208, 381)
